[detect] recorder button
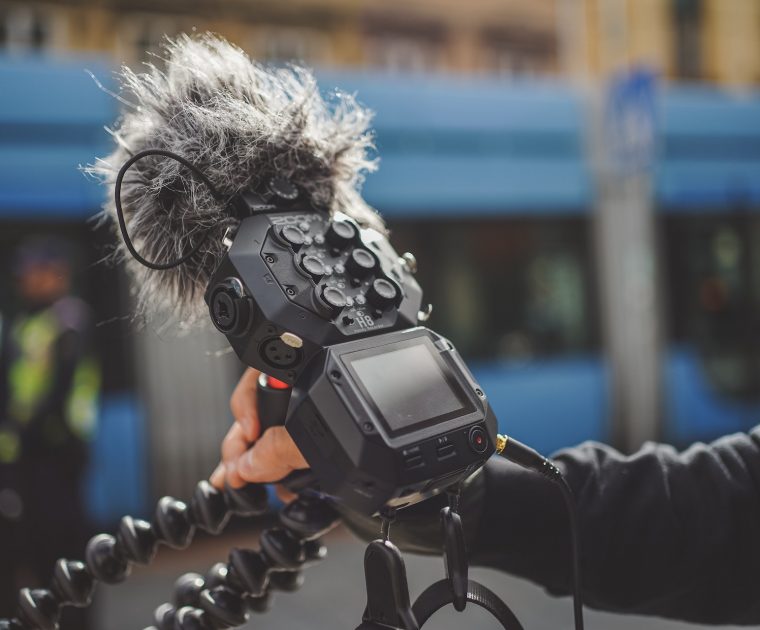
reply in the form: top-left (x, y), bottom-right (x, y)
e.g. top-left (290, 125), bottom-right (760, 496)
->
top-left (346, 248), bottom-right (377, 279)
top-left (403, 447), bottom-right (424, 469)
top-left (468, 426), bottom-right (489, 454)
top-left (325, 220), bottom-right (357, 249)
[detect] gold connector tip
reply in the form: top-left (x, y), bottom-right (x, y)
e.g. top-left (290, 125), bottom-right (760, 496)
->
top-left (495, 434), bottom-right (508, 454)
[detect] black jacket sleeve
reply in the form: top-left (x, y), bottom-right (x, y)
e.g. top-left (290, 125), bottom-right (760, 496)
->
top-left (339, 428), bottom-right (760, 625)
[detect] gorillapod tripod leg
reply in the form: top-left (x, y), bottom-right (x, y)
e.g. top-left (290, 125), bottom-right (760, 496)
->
top-left (355, 513), bottom-right (419, 630)
top-left (144, 494), bottom-right (340, 630)
top-left (441, 491), bottom-right (468, 612)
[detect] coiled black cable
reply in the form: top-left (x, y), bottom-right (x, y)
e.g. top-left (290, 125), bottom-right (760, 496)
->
top-left (113, 148), bottom-right (225, 271)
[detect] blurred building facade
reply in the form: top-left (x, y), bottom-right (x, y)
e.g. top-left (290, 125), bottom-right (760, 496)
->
top-left (1, 0), bottom-right (759, 85)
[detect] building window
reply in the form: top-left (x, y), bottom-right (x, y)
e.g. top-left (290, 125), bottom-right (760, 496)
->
top-left (665, 210), bottom-right (760, 402)
top-left (673, 0), bottom-right (703, 80)
top-left (257, 28), bottom-right (329, 64)
top-left (118, 15), bottom-right (190, 66)
top-left (388, 217), bottom-right (598, 361)
top-left (0, 5), bottom-right (52, 53)
top-left (362, 15), bottom-right (446, 73)
top-left (481, 27), bottom-right (557, 77)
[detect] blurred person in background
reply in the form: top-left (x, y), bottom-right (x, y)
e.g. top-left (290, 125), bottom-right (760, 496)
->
top-left (0, 237), bottom-right (99, 628)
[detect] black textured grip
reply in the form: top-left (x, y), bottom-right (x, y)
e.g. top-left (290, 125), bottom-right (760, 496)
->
top-left (256, 373), bottom-right (320, 492)
top-left (256, 375), bottom-right (292, 431)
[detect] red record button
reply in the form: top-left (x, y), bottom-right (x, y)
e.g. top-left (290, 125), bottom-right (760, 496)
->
top-left (266, 375), bottom-right (291, 390)
top-left (469, 426), bottom-right (488, 454)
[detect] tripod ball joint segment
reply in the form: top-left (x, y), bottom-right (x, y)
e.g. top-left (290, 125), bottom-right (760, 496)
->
top-left (145, 496), bottom-right (339, 630)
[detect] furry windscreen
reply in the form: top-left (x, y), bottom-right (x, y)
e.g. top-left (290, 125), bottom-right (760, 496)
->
top-left (89, 33), bottom-right (382, 324)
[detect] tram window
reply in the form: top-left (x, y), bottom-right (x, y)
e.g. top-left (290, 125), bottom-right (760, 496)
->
top-left (664, 212), bottom-right (760, 402)
top-left (388, 217), bottom-right (598, 361)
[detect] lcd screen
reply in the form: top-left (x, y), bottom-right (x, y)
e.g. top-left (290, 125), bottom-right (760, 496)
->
top-left (349, 342), bottom-right (468, 434)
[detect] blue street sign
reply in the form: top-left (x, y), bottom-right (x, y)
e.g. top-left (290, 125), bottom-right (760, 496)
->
top-left (606, 66), bottom-right (659, 174)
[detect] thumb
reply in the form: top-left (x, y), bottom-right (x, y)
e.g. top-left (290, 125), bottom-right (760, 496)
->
top-left (230, 368), bottom-right (262, 442)
top-left (236, 426), bottom-right (308, 483)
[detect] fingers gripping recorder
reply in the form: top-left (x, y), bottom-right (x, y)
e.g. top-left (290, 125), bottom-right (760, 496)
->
top-left (207, 197), bottom-right (497, 516)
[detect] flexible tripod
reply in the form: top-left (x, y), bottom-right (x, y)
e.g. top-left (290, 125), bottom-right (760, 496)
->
top-left (0, 481), bottom-right (522, 630)
top-left (0, 480), bottom-right (523, 630)
top-left (0, 479), bottom-right (341, 630)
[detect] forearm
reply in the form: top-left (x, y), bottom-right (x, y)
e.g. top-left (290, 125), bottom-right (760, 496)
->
top-left (537, 433), bottom-right (760, 624)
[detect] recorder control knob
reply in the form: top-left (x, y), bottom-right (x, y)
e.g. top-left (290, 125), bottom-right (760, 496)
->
top-left (300, 255), bottom-right (326, 282)
top-left (319, 286), bottom-right (347, 317)
top-left (346, 248), bottom-right (377, 279)
top-left (278, 225), bottom-right (306, 251)
top-left (367, 278), bottom-right (398, 310)
top-left (325, 221), bottom-right (357, 250)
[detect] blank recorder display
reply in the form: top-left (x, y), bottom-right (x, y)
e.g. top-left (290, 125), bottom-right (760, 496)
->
top-left (350, 342), bottom-right (467, 433)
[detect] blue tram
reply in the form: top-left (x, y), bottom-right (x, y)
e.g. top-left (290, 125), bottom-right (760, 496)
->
top-left (1, 54), bottom-right (759, 520)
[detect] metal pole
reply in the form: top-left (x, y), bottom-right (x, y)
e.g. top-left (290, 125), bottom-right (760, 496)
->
top-left (590, 68), bottom-right (663, 451)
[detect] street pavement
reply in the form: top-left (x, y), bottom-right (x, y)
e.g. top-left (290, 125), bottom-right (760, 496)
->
top-left (92, 526), bottom-right (741, 630)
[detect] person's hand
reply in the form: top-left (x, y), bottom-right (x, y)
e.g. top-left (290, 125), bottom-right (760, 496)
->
top-left (210, 368), bottom-right (308, 492)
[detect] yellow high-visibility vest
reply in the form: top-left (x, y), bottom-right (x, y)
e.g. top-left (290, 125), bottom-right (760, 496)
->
top-left (1, 305), bottom-right (100, 463)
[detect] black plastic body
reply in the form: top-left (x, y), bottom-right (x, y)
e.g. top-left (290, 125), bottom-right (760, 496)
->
top-left (205, 195), bottom-right (496, 515)
top-left (206, 206), bottom-right (423, 385)
top-left (284, 327), bottom-right (497, 515)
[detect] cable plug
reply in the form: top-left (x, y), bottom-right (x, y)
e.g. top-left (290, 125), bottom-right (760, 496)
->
top-left (495, 434), bottom-right (562, 481)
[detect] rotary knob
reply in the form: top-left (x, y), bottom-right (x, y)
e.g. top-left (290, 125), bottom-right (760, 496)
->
top-left (319, 286), bottom-right (347, 317)
top-left (325, 221), bottom-right (357, 250)
top-left (346, 248), bottom-right (377, 279)
top-left (300, 255), bottom-right (326, 282)
top-left (367, 278), bottom-right (399, 310)
top-left (278, 225), bottom-right (306, 251)
top-left (269, 176), bottom-right (300, 201)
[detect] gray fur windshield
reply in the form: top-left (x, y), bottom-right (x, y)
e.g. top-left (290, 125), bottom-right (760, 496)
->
top-left (88, 33), bottom-right (382, 324)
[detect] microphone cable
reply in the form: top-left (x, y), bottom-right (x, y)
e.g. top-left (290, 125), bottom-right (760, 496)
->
top-left (114, 148), bottom-right (226, 270)
top-left (495, 434), bottom-right (585, 630)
